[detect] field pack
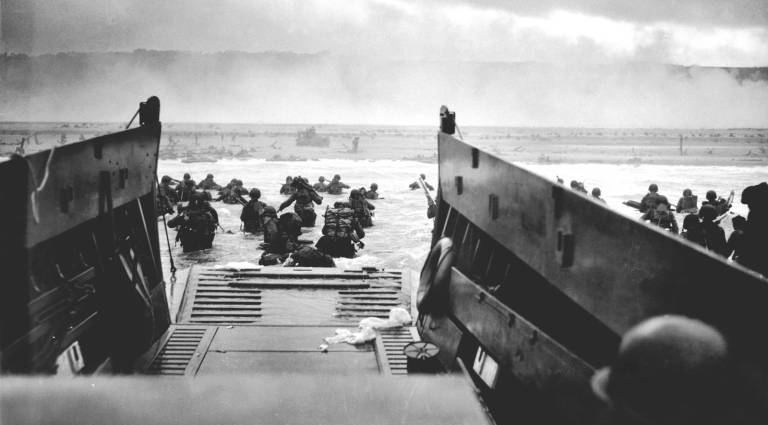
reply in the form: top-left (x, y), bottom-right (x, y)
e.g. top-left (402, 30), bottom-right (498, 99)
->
top-left (322, 207), bottom-right (356, 239)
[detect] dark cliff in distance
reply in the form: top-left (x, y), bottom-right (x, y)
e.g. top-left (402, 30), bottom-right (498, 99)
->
top-left (1, 50), bottom-right (767, 127)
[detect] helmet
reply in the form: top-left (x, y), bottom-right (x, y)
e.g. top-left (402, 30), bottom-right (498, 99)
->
top-left (370, 183), bottom-right (378, 190)
top-left (249, 188), bottom-right (261, 199)
top-left (188, 191), bottom-right (203, 204)
top-left (420, 173), bottom-right (426, 179)
top-left (263, 206), bottom-right (277, 218)
top-left (655, 195), bottom-right (669, 206)
top-left (731, 215), bottom-right (746, 230)
top-left (648, 183), bottom-right (658, 193)
top-left (319, 176), bottom-right (325, 182)
top-left (183, 173), bottom-right (191, 180)
top-left (334, 174), bottom-right (341, 180)
top-left (592, 315), bottom-right (730, 424)
top-left (570, 180), bottom-right (579, 188)
top-left (741, 182), bottom-right (768, 207)
top-left (207, 173), bottom-right (213, 179)
top-left (286, 176), bottom-right (293, 183)
top-left (682, 213), bottom-right (700, 230)
top-left (350, 189), bottom-right (360, 198)
top-left (683, 188), bottom-right (692, 197)
top-left (201, 191), bottom-right (212, 201)
top-left (161, 175), bottom-right (172, 183)
top-left (592, 187), bottom-right (601, 197)
top-left (699, 204), bottom-right (717, 221)
top-left (706, 190), bottom-right (717, 201)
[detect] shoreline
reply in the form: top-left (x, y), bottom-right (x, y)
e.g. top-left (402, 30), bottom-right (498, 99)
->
top-left (2, 122), bottom-right (766, 168)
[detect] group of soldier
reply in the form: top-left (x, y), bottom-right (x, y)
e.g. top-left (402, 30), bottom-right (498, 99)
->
top-left (156, 172), bottom-right (384, 267)
top-left (561, 177), bottom-right (605, 202)
top-left (636, 182), bottom-right (768, 275)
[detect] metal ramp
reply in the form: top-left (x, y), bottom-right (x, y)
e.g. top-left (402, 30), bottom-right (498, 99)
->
top-left (140, 266), bottom-right (420, 377)
top-left (177, 266), bottom-right (405, 325)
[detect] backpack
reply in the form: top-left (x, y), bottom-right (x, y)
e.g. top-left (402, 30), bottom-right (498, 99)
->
top-left (278, 212), bottom-right (303, 238)
top-left (322, 208), bottom-right (355, 239)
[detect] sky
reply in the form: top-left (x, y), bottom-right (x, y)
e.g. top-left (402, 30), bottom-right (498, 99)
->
top-left (2, 0), bottom-right (768, 66)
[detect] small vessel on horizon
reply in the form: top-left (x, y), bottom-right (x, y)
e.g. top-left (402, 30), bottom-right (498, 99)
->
top-left (296, 126), bottom-right (331, 147)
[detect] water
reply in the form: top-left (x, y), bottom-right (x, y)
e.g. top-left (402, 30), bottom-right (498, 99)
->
top-left (157, 158), bottom-right (439, 318)
top-left (156, 157), bottom-right (767, 319)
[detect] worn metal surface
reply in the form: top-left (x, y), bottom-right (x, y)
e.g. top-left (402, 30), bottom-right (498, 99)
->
top-left (374, 327), bottom-right (420, 375)
top-left (140, 326), bottom-right (215, 376)
top-left (1, 122), bottom-right (168, 373)
top-left (7, 124), bottom-right (161, 249)
top-left (447, 268), bottom-right (594, 385)
top-left (178, 266), bottom-right (405, 325)
top-left (1, 376), bottom-right (491, 425)
top-left (436, 132), bottom-right (768, 368)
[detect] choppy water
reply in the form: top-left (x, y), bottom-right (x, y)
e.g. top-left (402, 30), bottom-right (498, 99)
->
top-left (156, 158), bottom-right (767, 315)
top-left (157, 158), bottom-right (439, 316)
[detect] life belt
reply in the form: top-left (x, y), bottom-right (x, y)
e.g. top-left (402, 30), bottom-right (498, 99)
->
top-left (417, 237), bottom-right (455, 313)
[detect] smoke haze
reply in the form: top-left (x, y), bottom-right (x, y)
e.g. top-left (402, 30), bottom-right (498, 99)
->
top-left (1, 51), bottom-right (767, 127)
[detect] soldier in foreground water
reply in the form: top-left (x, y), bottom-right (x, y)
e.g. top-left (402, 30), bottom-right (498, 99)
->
top-left (168, 192), bottom-right (217, 252)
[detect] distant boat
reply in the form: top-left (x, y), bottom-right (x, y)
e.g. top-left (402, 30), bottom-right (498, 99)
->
top-left (296, 127), bottom-right (330, 147)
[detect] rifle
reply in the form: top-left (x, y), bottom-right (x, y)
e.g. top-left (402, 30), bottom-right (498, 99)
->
top-left (292, 177), bottom-right (321, 198)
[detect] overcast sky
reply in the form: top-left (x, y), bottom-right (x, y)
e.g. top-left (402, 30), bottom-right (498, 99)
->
top-left (2, 0), bottom-right (767, 66)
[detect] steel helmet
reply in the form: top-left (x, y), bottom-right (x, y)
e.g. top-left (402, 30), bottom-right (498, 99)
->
top-left (319, 176), bottom-right (325, 182)
top-left (683, 188), bottom-right (692, 197)
top-left (592, 187), bottom-right (601, 197)
top-left (706, 190), bottom-right (717, 201)
top-left (682, 213), bottom-right (700, 230)
top-left (592, 315), bottom-right (730, 424)
top-left (370, 183), bottom-right (378, 190)
top-left (249, 188), bottom-right (261, 199)
top-left (699, 204), bottom-right (717, 221)
top-left (263, 206), bottom-right (277, 218)
top-left (648, 183), bottom-right (658, 193)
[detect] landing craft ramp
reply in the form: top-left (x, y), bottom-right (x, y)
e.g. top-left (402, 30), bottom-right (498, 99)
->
top-left (137, 266), bottom-right (421, 377)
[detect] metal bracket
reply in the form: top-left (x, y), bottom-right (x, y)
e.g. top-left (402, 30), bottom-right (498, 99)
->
top-left (488, 194), bottom-right (499, 220)
top-left (118, 168), bottom-right (128, 189)
top-left (59, 186), bottom-right (74, 213)
top-left (556, 230), bottom-right (575, 268)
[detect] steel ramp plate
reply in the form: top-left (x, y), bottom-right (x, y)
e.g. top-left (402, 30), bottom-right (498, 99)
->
top-left (177, 266), bottom-right (406, 326)
top-left (138, 324), bottom-right (420, 377)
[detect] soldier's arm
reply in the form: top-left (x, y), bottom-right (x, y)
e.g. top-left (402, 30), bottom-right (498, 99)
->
top-left (167, 214), bottom-right (184, 228)
top-left (340, 182), bottom-right (350, 189)
top-left (354, 220), bottom-right (365, 239)
top-left (208, 207), bottom-right (219, 224)
top-left (278, 194), bottom-right (296, 211)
